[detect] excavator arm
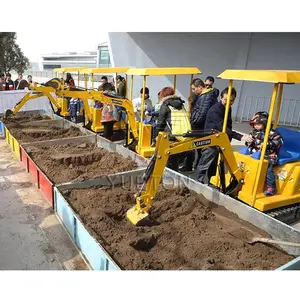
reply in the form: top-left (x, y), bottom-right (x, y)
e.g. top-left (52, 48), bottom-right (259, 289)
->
top-left (126, 130), bottom-right (243, 225)
top-left (4, 81), bottom-right (63, 118)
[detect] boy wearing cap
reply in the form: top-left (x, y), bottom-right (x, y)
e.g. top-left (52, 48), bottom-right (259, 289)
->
top-left (246, 111), bottom-right (284, 196)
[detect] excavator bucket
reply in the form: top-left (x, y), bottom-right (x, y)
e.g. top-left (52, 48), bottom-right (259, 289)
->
top-left (4, 109), bottom-right (13, 118)
top-left (126, 205), bottom-right (149, 226)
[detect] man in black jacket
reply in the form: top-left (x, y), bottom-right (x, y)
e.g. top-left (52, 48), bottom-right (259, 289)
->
top-left (180, 78), bottom-right (217, 172)
top-left (197, 87), bottom-right (253, 184)
top-left (205, 76), bottom-right (219, 102)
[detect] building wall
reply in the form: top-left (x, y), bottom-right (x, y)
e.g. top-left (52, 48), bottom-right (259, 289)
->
top-left (108, 32), bottom-right (300, 126)
top-left (0, 90), bottom-right (51, 114)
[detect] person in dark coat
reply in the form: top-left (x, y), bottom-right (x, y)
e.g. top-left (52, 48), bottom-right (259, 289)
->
top-left (154, 86), bottom-right (186, 172)
top-left (205, 76), bottom-right (219, 102)
top-left (65, 73), bottom-right (75, 87)
top-left (116, 75), bottom-right (126, 98)
top-left (14, 73), bottom-right (24, 90)
top-left (197, 87), bottom-right (253, 184)
top-left (180, 78), bottom-right (217, 172)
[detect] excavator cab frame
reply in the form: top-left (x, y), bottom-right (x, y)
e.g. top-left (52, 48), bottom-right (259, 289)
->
top-left (53, 67), bottom-right (87, 87)
top-left (51, 67), bottom-right (89, 118)
top-left (211, 70), bottom-right (300, 217)
top-left (127, 69), bottom-right (300, 226)
top-left (125, 67), bottom-right (202, 158)
top-left (79, 67), bottom-right (130, 134)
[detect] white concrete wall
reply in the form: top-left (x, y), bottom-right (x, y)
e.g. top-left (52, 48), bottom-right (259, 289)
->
top-left (108, 32), bottom-right (300, 127)
top-left (0, 90), bottom-right (51, 114)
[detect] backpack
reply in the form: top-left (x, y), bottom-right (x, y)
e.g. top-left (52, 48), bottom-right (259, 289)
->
top-left (168, 106), bottom-right (191, 142)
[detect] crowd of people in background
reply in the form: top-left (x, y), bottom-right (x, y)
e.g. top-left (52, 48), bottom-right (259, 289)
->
top-left (0, 72), bottom-right (33, 91)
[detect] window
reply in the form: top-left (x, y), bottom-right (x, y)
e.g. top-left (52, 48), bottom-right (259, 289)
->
top-left (44, 64), bottom-right (61, 70)
top-left (99, 49), bottom-right (110, 65)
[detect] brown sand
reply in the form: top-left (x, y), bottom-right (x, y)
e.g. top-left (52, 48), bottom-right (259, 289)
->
top-left (6, 123), bottom-right (84, 142)
top-left (1, 113), bottom-right (51, 124)
top-left (62, 184), bottom-right (294, 270)
top-left (24, 143), bottom-right (138, 184)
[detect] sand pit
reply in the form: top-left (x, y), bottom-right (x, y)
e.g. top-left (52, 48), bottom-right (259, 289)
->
top-left (1, 113), bottom-right (51, 124)
top-left (61, 184), bottom-right (294, 270)
top-left (6, 123), bottom-right (84, 142)
top-left (24, 143), bottom-right (138, 184)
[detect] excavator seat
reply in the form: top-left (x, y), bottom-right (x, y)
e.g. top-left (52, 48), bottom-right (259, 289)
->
top-left (103, 92), bottom-right (128, 100)
top-left (239, 127), bottom-right (300, 166)
top-left (182, 129), bottom-right (218, 138)
top-left (42, 78), bottom-right (61, 89)
top-left (69, 86), bottom-right (87, 91)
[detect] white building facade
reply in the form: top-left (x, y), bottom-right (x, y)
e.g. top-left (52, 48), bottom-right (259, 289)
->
top-left (108, 32), bottom-right (300, 127)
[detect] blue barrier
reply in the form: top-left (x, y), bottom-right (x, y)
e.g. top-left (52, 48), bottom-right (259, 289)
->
top-left (54, 187), bottom-right (120, 270)
top-left (0, 121), bottom-right (4, 136)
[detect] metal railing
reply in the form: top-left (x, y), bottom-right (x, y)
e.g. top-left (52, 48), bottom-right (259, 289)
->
top-left (238, 95), bottom-right (300, 127)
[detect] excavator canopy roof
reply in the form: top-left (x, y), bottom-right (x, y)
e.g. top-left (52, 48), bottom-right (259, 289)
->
top-left (217, 70), bottom-right (300, 84)
top-left (126, 67), bottom-right (202, 76)
top-left (80, 67), bottom-right (130, 74)
top-left (53, 67), bottom-right (87, 73)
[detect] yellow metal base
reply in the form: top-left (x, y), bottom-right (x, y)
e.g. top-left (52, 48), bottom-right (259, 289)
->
top-left (210, 151), bottom-right (300, 213)
top-left (91, 120), bottom-right (127, 133)
top-left (90, 107), bottom-right (127, 133)
top-left (60, 111), bottom-right (70, 117)
top-left (136, 123), bottom-right (154, 157)
top-left (238, 191), bottom-right (300, 212)
top-left (136, 146), bottom-right (155, 158)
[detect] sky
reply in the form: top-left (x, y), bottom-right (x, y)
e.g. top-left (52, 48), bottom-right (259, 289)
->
top-left (16, 31), bottom-right (108, 62)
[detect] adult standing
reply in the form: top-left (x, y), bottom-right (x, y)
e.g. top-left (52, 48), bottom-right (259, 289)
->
top-left (197, 87), bottom-right (253, 184)
top-left (179, 78), bottom-right (217, 172)
top-left (3, 73), bottom-right (14, 90)
top-left (65, 73), bottom-right (75, 87)
top-left (116, 75), bottom-right (126, 98)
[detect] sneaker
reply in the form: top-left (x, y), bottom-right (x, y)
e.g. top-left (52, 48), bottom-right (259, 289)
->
top-left (264, 187), bottom-right (276, 196)
top-left (179, 166), bottom-right (193, 173)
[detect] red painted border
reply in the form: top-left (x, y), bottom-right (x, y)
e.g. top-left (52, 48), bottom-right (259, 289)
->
top-left (20, 147), bottom-right (29, 171)
top-left (28, 157), bottom-right (39, 185)
top-left (39, 172), bottom-right (54, 207)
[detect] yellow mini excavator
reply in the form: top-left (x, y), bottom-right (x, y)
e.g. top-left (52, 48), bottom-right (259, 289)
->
top-left (127, 69), bottom-right (300, 226)
top-left (4, 77), bottom-right (140, 145)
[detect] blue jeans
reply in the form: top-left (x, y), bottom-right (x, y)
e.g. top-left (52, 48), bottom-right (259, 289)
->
top-left (266, 162), bottom-right (276, 189)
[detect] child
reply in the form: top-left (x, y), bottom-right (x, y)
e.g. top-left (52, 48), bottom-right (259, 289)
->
top-left (68, 98), bottom-right (80, 123)
top-left (246, 111), bottom-right (283, 196)
top-left (144, 92), bottom-right (161, 145)
top-left (94, 100), bottom-right (103, 109)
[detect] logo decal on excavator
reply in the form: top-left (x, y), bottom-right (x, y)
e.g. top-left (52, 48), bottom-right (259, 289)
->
top-left (194, 139), bottom-right (211, 147)
top-left (112, 99), bottom-right (123, 105)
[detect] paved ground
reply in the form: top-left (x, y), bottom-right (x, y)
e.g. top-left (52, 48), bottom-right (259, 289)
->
top-left (0, 137), bottom-right (88, 270)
